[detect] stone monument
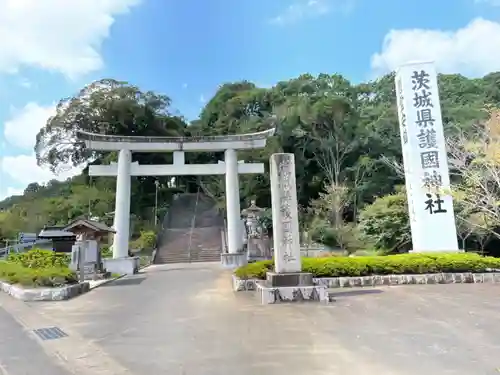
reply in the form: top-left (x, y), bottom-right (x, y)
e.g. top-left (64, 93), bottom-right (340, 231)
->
top-left (241, 201), bottom-right (271, 260)
top-left (255, 153), bottom-right (327, 304)
top-left (395, 61), bottom-right (459, 252)
top-left (65, 218), bottom-right (115, 278)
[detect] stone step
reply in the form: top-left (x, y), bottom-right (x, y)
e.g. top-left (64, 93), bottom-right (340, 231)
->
top-left (194, 253), bottom-right (221, 258)
top-left (157, 253), bottom-right (221, 259)
top-left (156, 221), bottom-right (223, 264)
top-left (155, 253), bottom-right (221, 264)
top-left (157, 257), bottom-right (220, 264)
top-left (156, 258), bottom-right (190, 264)
top-left (157, 252), bottom-right (220, 257)
top-left (156, 253), bottom-right (221, 260)
top-left (160, 248), bottom-right (222, 253)
top-left (155, 250), bottom-right (221, 256)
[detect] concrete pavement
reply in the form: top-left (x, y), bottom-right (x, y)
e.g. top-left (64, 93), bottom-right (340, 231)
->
top-left (0, 306), bottom-right (70, 375)
top-left (1, 263), bottom-right (500, 374)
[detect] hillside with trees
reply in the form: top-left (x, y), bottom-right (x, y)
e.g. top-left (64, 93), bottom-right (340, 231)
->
top-left (2, 72), bottom-right (500, 254)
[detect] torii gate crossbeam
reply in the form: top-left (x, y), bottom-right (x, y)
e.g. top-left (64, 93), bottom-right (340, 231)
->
top-left (78, 129), bottom-right (275, 273)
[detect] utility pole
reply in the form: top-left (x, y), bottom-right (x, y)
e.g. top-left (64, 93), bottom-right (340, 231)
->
top-left (154, 180), bottom-right (160, 227)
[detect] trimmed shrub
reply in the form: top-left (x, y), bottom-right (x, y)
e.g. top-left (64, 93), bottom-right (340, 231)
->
top-left (2, 249), bottom-right (76, 287)
top-left (131, 230), bottom-right (156, 250)
top-left (358, 190), bottom-right (410, 252)
top-left (234, 253), bottom-right (500, 279)
top-left (7, 249), bottom-right (70, 269)
top-left (234, 260), bottom-right (273, 279)
top-left (101, 246), bottom-right (112, 259)
top-left (0, 261), bottom-right (77, 287)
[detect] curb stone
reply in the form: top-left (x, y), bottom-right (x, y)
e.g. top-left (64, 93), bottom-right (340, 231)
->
top-left (232, 272), bottom-right (500, 291)
top-left (0, 280), bottom-right (90, 301)
top-left (90, 261), bottom-right (153, 290)
top-left (89, 273), bottom-right (127, 290)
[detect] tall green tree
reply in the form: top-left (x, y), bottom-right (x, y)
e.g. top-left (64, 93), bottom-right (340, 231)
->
top-left (35, 78), bottom-right (186, 173)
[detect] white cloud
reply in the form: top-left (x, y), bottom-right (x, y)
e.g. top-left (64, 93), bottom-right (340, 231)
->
top-left (19, 77), bottom-right (32, 88)
top-left (6, 186), bottom-right (23, 197)
top-left (475, 0), bottom-right (500, 5)
top-left (0, 186), bottom-right (23, 200)
top-left (200, 94), bottom-right (206, 103)
top-left (256, 82), bottom-right (273, 89)
top-left (1, 102), bottom-right (82, 194)
top-left (371, 18), bottom-right (500, 77)
top-left (4, 102), bottom-right (56, 149)
top-left (270, 0), bottom-right (353, 25)
top-left (1, 154), bottom-right (82, 186)
top-left (0, 0), bottom-right (141, 79)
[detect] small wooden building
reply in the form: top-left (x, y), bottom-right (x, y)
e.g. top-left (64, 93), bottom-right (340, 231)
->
top-left (63, 219), bottom-right (116, 275)
top-left (38, 226), bottom-right (77, 253)
top-left (37, 220), bottom-right (116, 253)
top-left (63, 219), bottom-right (115, 243)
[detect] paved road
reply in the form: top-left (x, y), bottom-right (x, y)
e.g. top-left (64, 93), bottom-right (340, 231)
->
top-left (18, 263), bottom-right (500, 375)
top-left (0, 306), bottom-right (71, 375)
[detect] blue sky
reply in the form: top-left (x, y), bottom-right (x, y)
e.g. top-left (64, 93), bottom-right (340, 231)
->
top-left (1, 0), bottom-right (500, 199)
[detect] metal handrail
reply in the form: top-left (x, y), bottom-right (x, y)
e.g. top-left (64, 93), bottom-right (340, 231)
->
top-left (0, 239), bottom-right (52, 258)
top-left (187, 189), bottom-right (201, 263)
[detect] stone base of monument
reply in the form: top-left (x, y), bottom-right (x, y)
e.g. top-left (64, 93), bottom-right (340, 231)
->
top-left (255, 271), bottom-right (327, 304)
top-left (266, 272), bottom-right (314, 287)
top-left (103, 257), bottom-right (139, 275)
top-left (221, 253), bottom-right (247, 269)
top-left (256, 281), bottom-right (327, 304)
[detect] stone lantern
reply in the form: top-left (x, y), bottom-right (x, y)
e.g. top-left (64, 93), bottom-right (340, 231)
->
top-left (241, 200), bottom-right (271, 260)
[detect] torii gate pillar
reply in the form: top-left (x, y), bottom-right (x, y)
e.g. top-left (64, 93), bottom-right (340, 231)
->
top-left (224, 149), bottom-right (241, 255)
top-left (220, 148), bottom-right (248, 268)
top-left (113, 149), bottom-right (132, 259)
top-left (78, 127), bottom-right (275, 273)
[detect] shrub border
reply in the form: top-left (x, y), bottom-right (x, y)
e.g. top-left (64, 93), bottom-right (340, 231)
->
top-left (0, 280), bottom-right (90, 301)
top-left (232, 272), bottom-right (500, 291)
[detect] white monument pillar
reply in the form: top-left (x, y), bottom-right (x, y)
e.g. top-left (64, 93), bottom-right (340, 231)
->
top-left (395, 61), bottom-right (459, 252)
top-left (269, 153), bottom-right (301, 273)
top-left (112, 149), bottom-right (132, 258)
top-left (224, 148), bottom-right (241, 254)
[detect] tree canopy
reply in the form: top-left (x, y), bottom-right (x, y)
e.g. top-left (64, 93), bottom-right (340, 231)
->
top-left (3, 71), bottom-right (500, 254)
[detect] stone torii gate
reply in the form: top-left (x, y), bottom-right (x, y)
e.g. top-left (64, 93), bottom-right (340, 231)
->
top-left (77, 129), bottom-right (275, 274)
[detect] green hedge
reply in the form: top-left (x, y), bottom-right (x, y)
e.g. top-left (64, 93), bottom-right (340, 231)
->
top-left (1, 249), bottom-right (76, 287)
top-left (131, 230), bottom-right (156, 250)
top-left (0, 261), bottom-right (77, 287)
top-left (234, 253), bottom-right (500, 279)
top-left (101, 246), bottom-right (112, 258)
top-left (7, 249), bottom-right (70, 268)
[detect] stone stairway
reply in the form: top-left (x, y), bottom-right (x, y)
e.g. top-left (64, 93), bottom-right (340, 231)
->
top-left (154, 193), bottom-right (224, 264)
top-left (155, 227), bottom-right (223, 264)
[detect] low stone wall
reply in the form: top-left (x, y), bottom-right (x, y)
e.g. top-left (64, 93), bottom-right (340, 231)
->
top-left (103, 257), bottom-right (139, 275)
top-left (233, 275), bottom-right (258, 291)
top-left (0, 281), bottom-right (90, 301)
top-left (233, 272), bottom-right (500, 292)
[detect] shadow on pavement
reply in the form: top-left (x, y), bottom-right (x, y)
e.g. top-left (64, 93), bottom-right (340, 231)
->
top-left (329, 289), bottom-right (384, 298)
top-left (102, 276), bottom-right (147, 287)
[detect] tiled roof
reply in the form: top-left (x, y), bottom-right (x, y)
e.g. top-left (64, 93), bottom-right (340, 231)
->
top-left (64, 219), bottom-right (115, 233)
